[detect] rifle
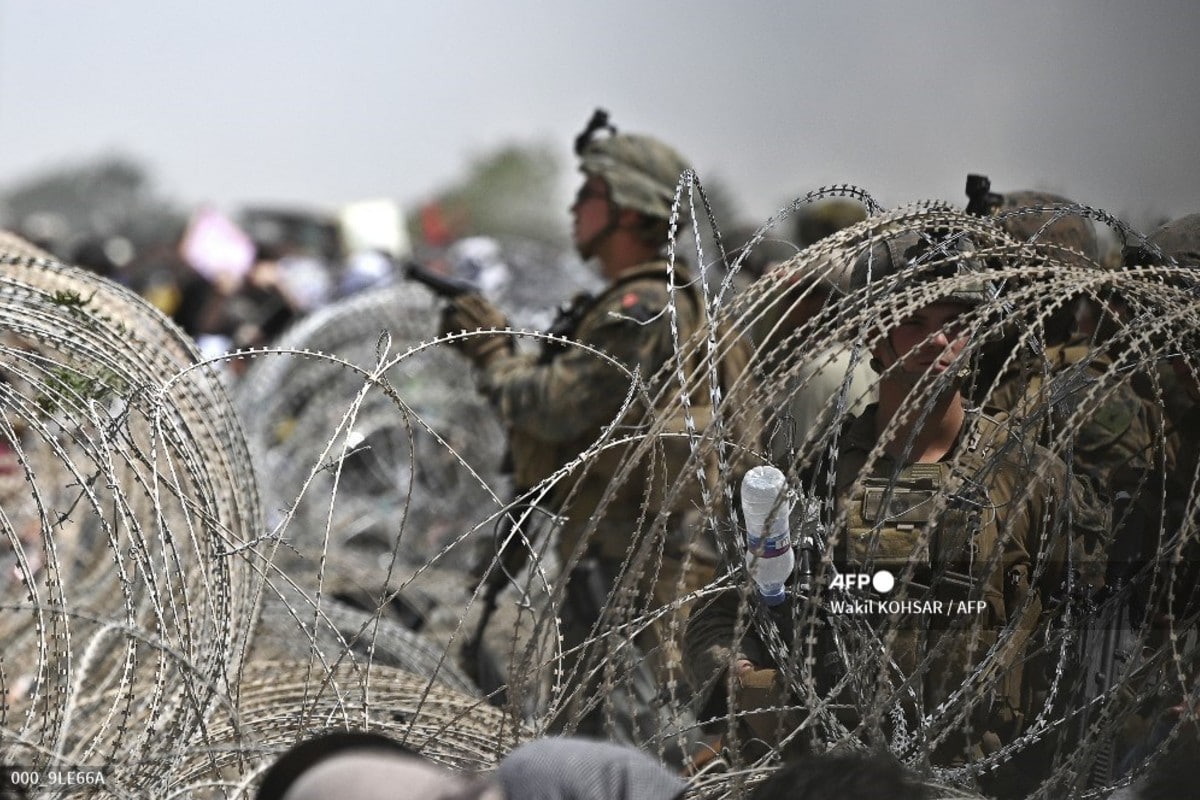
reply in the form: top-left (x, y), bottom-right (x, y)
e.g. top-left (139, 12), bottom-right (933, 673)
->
top-left (458, 295), bottom-right (591, 694)
top-left (403, 261), bottom-right (479, 298)
top-left (437, 276), bottom-right (592, 692)
top-left (537, 292), bottom-right (593, 364)
top-left (1075, 579), bottom-right (1138, 787)
top-left (405, 257), bottom-right (516, 690)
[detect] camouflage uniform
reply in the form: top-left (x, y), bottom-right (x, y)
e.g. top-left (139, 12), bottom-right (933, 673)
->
top-left (683, 222), bottom-right (1109, 796)
top-left (470, 258), bottom-right (735, 744)
top-left (987, 334), bottom-right (1156, 507)
top-left (683, 405), bottom-right (1108, 793)
top-left (991, 189), bottom-right (1099, 266)
top-left (1125, 215), bottom-right (1200, 622)
top-left (1125, 212), bottom-right (1200, 501)
top-left (1158, 397), bottom-right (1200, 626)
top-left (477, 260), bottom-right (718, 566)
top-left (965, 185), bottom-right (1102, 403)
top-left (973, 187), bottom-right (1155, 582)
top-left (441, 111), bottom-right (755, 751)
top-left (754, 205), bottom-right (876, 462)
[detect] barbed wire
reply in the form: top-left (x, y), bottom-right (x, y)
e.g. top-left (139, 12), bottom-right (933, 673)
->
top-left (2, 186), bottom-right (1198, 798)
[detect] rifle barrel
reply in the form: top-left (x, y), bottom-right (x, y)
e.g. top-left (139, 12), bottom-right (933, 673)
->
top-left (403, 262), bottom-right (478, 298)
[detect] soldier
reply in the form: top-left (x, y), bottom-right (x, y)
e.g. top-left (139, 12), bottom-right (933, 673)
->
top-left (1123, 212), bottom-right (1200, 506)
top-left (795, 198), bottom-right (870, 251)
top-left (439, 109), bottom-right (754, 746)
top-left (683, 221), bottom-right (1108, 798)
top-left (754, 196), bottom-right (876, 463)
top-left (962, 180), bottom-right (1104, 399)
top-left (965, 186), bottom-right (1156, 598)
top-left (1119, 215), bottom-right (1200, 737)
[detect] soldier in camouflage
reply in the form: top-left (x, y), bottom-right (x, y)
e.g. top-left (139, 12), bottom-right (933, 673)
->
top-left (1122, 214), bottom-right (1200, 619)
top-left (1124, 212), bottom-right (1200, 512)
top-left (682, 225), bottom-right (1108, 797)
top-left (440, 110), bottom-right (752, 745)
top-left (754, 198), bottom-right (875, 463)
top-left (975, 190), bottom-right (1157, 560)
top-left (964, 185), bottom-right (1101, 395)
top-left (1127, 213), bottom-right (1200, 426)
top-left (1090, 213), bottom-right (1200, 779)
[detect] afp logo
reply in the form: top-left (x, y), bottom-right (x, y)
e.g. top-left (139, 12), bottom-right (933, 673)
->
top-left (828, 570), bottom-right (896, 594)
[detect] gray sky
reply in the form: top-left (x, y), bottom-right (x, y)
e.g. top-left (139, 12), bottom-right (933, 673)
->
top-left (1, 1), bottom-right (1197, 232)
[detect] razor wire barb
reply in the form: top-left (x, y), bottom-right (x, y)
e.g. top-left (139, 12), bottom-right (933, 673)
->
top-left (2, 186), bottom-right (1200, 799)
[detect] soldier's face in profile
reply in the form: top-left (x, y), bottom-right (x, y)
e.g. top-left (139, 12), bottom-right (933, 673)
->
top-left (570, 174), bottom-right (612, 257)
top-left (882, 300), bottom-right (972, 375)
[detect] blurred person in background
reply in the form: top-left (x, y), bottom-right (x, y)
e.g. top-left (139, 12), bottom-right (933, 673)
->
top-left (69, 235), bottom-right (136, 284)
top-left (753, 197), bottom-right (874, 464)
top-left (495, 737), bottom-right (686, 800)
top-left (274, 245), bottom-right (333, 314)
top-left (224, 243), bottom-right (301, 351)
top-left (256, 732), bottom-right (685, 800)
top-left (256, 732), bottom-right (501, 800)
top-left (338, 248), bottom-right (397, 297)
top-left (794, 198), bottom-right (868, 252)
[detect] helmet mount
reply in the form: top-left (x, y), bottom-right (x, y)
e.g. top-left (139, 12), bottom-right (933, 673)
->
top-left (574, 108), bottom-right (617, 157)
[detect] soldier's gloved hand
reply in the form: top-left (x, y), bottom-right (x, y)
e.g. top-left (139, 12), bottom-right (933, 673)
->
top-left (734, 666), bottom-right (801, 748)
top-left (438, 293), bottom-right (513, 367)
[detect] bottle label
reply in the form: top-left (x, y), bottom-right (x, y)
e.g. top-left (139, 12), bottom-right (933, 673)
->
top-left (746, 537), bottom-right (790, 560)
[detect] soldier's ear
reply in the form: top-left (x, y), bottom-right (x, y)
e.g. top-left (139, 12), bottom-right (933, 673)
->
top-left (868, 334), bottom-right (892, 374)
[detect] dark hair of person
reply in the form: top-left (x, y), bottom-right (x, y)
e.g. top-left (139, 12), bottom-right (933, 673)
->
top-left (747, 751), bottom-right (931, 800)
top-left (1138, 723), bottom-right (1200, 800)
top-left (255, 730), bottom-right (418, 800)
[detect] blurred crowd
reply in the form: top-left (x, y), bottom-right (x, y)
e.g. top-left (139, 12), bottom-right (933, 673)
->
top-left (5, 170), bottom-right (1149, 382)
top-left (41, 203), bottom-right (575, 376)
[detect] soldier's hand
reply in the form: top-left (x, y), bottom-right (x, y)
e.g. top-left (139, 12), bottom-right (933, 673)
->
top-left (439, 293), bottom-right (513, 367)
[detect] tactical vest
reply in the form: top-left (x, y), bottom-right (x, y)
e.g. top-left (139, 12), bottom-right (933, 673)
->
top-left (507, 291), bottom-right (596, 493)
top-left (817, 411), bottom-right (1046, 760)
top-left (509, 263), bottom-right (756, 561)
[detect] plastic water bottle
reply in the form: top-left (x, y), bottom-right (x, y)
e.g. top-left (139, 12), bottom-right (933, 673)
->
top-left (740, 465), bottom-right (795, 606)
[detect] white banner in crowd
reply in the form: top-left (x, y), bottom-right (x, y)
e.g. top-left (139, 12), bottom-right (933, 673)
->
top-left (179, 206), bottom-right (256, 284)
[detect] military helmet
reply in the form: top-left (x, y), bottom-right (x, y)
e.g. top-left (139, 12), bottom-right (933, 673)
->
top-left (964, 175), bottom-right (1099, 265)
top-left (829, 226), bottom-right (993, 307)
top-left (795, 198), bottom-right (869, 248)
top-left (574, 108), bottom-right (691, 221)
top-left (1124, 212), bottom-right (1200, 267)
top-left (995, 190), bottom-right (1099, 263)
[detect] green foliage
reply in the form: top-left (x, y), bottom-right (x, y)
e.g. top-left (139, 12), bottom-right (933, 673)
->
top-left (49, 289), bottom-right (96, 314)
top-left (410, 141), bottom-right (566, 247)
top-left (35, 363), bottom-right (127, 416)
top-left (32, 290), bottom-right (131, 415)
top-left (0, 154), bottom-right (186, 256)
